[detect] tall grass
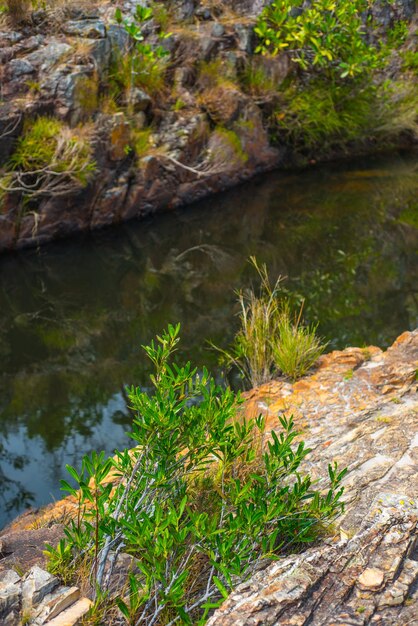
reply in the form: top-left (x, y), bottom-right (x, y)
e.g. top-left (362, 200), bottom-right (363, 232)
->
top-left (273, 303), bottom-right (327, 381)
top-left (217, 258), bottom-right (326, 387)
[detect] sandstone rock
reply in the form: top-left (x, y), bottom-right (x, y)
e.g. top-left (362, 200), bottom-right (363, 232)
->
top-left (22, 566), bottom-right (59, 609)
top-left (208, 330), bottom-right (418, 624)
top-left (25, 41), bottom-right (72, 73)
top-left (357, 567), bottom-right (385, 590)
top-left (107, 23), bottom-right (130, 51)
top-left (202, 85), bottom-right (245, 125)
top-left (7, 58), bottom-right (36, 79)
top-left (62, 19), bottom-right (106, 39)
top-left (0, 576), bottom-right (21, 626)
top-left (235, 23), bottom-right (255, 53)
top-left (0, 527), bottom-right (65, 574)
top-left (0, 571), bottom-right (20, 588)
top-left (33, 586), bottom-right (80, 623)
top-left (43, 597), bottom-right (92, 625)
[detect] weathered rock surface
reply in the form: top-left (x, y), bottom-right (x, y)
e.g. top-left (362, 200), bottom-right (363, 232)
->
top-left (208, 493), bottom-right (418, 626)
top-left (0, 565), bottom-right (91, 626)
top-left (0, 527), bottom-right (65, 574)
top-left (209, 330), bottom-right (418, 625)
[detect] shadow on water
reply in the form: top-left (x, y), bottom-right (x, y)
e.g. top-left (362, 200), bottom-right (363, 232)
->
top-left (0, 152), bottom-right (417, 527)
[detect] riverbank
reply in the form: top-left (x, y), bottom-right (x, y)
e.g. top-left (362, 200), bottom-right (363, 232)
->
top-left (1, 330), bottom-right (417, 624)
top-left (0, 0), bottom-right (417, 252)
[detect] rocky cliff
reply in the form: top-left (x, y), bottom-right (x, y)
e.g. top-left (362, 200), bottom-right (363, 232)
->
top-left (1, 330), bottom-right (417, 625)
top-left (0, 0), bottom-right (417, 252)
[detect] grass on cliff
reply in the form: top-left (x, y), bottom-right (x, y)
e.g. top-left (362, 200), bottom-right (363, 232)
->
top-left (46, 323), bottom-right (346, 625)
top-left (0, 117), bottom-right (95, 203)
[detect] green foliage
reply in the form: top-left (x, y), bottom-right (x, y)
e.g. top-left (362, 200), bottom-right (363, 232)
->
top-left (44, 539), bottom-right (74, 584)
top-left (131, 127), bottom-right (152, 158)
top-left (0, 117), bottom-right (95, 201)
top-left (113, 3), bottom-right (170, 100)
top-left (173, 97), bottom-right (186, 111)
top-left (386, 20), bottom-right (409, 48)
top-left (217, 258), bottom-right (326, 386)
top-left (401, 49), bottom-right (418, 73)
top-left (49, 324), bottom-right (346, 625)
top-left (272, 304), bottom-right (327, 381)
top-left (255, 0), bottom-right (380, 79)
top-left (272, 80), bottom-right (376, 152)
top-left (239, 60), bottom-right (279, 99)
top-left (270, 75), bottom-right (418, 155)
top-left (9, 117), bottom-right (63, 172)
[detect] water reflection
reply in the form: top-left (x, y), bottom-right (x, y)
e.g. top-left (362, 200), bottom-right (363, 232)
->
top-left (0, 153), bottom-right (417, 527)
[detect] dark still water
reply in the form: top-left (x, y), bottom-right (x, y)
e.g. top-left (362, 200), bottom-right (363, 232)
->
top-left (1, 153), bottom-right (417, 528)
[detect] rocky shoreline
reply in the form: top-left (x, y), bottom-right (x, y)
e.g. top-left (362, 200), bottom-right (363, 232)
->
top-left (1, 330), bottom-right (417, 624)
top-left (0, 0), bottom-right (416, 253)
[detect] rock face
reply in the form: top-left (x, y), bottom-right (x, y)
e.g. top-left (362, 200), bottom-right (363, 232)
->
top-left (209, 330), bottom-right (418, 625)
top-left (0, 565), bottom-right (91, 626)
top-left (0, 0), bottom-right (416, 253)
top-left (208, 493), bottom-right (418, 626)
top-left (2, 330), bottom-right (417, 624)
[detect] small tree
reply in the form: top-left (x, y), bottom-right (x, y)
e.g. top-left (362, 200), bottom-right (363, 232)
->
top-left (47, 325), bottom-right (346, 625)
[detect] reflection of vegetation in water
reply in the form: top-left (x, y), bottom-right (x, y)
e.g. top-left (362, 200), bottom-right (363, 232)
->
top-left (0, 442), bottom-right (34, 515)
top-left (0, 154), bottom-right (417, 525)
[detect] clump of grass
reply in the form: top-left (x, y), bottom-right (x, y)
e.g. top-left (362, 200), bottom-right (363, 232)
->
top-left (272, 304), bottom-right (327, 381)
top-left (197, 58), bottom-right (237, 90)
top-left (240, 60), bottom-right (279, 99)
top-left (74, 74), bottom-right (99, 118)
top-left (207, 127), bottom-right (248, 171)
top-left (109, 49), bottom-right (167, 108)
top-left (131, 127), bottom-right (152, 158)
top-left (0, 116), bottom-right (95, 201)
top-left (217, 258), bottom-right (326, 387)
top-left (222, 258), bottom-right (283, 387)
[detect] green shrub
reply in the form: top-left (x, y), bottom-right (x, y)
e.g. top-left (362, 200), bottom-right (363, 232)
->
top-left (272, 80), bottom-right (377, 152)
top-left (47, 324), bottom-right (346, 624)
top-left (112, 4), bottom-right (170, 103)
top-left (254, 0), bottom-right (381, 79)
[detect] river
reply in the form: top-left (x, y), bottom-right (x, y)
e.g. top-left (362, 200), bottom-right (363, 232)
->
top-left (0, 152), bottom-right (417, 528)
